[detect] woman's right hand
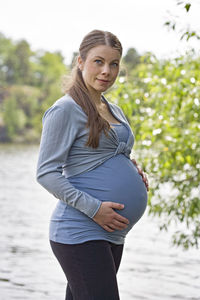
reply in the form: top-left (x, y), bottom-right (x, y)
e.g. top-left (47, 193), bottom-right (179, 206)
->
top-left (93, 202), bottom-right (129, 232)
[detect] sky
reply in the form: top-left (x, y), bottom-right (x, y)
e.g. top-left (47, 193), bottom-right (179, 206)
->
top-left (0, 0), bottom-right (200, 64)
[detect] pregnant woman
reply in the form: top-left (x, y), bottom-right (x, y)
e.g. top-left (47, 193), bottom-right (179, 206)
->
top-left (36, 29), bottom-right (148, 300)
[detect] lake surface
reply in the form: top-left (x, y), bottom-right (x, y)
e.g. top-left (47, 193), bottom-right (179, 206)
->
top-left (0, 144), bottom-right (199, 300)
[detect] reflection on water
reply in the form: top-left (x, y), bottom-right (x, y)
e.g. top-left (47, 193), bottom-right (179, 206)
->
top-left (0, 144), bottom-right (199, 300)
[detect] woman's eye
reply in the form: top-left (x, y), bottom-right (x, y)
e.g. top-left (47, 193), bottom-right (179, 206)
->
top-left (95, 60), bottom-right (102, 64)
top-left (112, 62), bottom-right (119, 67)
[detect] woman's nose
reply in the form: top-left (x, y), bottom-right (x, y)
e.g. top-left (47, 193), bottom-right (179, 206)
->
top-left (101, 64), bottom-right (110, 75)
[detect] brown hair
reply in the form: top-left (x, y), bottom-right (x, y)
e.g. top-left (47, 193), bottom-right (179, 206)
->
top-left (63, 29), bottom-right (123, 148)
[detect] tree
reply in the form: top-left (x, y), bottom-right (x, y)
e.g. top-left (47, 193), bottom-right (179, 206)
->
top-left (3, 96), bottom-right (27, 141)
top-left (107, 51), bottom-right (200, 249)
top-left (0, 33), bottom-right (16, 84)
top-left (15, 40), bottom-right (33, 85)
top-left (69, 51), bottom-right (79, 69)
top-left (122, 48), bottom-right (140, 76)
top-left (32, 50), bottom-right (69, 134)
top-left (106, 0), bottom-right (200, 250)
top-left (0, 35), bottom-right (34, 85)
top-left (0, 33), bottom-right (69, 142)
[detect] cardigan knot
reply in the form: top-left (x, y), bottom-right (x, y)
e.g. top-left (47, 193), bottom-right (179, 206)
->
top-left (114, 142), bottom-right (130, 157)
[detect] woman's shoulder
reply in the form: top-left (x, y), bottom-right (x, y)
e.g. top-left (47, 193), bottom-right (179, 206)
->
top-left (53, 94), bottom-right (81, 113)
top-left (42, 94), bottom-right (84, 123)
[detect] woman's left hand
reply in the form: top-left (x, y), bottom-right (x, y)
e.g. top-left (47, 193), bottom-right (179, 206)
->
top-left (131, 159), bottom-right (149, 191)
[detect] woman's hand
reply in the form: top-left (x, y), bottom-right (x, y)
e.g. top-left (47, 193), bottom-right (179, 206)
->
top-left (93, 202), bottom-right (129, 232)
top-left (131, 159), bottom-right (149, 191)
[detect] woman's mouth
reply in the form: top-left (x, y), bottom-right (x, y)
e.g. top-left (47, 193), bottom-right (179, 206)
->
top-left (97, 78), bottom-right (110, 83)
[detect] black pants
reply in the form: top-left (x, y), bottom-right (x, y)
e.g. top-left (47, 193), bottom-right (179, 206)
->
top-left (50, 240), bottom-right (124, 300)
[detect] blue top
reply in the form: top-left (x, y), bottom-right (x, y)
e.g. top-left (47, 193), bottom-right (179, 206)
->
top-left (49, 123), bottom-right (147, 245)
top-left (36, 94), bottom-right (135, 218)
top-left (36, 94), bottom-right (147, 244)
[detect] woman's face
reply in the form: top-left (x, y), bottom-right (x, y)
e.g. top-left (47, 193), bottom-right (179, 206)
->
top-left (78, 45), bottom-right (121, 97)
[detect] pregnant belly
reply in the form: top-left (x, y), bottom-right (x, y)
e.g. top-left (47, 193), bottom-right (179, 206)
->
top-left (68, 154), bottom-right (148, 228)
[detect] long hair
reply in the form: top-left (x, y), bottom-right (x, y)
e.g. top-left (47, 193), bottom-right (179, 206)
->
top-left (63, 29), bottom-right (122, 148)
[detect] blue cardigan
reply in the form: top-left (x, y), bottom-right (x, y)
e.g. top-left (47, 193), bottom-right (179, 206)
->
top-left (36, 94), bottom-right (134, 218)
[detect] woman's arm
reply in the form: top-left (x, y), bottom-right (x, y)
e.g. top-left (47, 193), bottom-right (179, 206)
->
top-left (36, 104), bottom-right (101, 218)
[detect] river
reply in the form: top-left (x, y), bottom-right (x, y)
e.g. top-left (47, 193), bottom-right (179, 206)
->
top-left (0, 144), bottom-right (199, 300)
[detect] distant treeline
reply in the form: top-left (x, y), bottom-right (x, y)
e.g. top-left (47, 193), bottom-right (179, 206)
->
top-left (0, 32), bottom-right (70, 142)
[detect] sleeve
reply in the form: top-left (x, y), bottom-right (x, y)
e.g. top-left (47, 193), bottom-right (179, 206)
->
top-left (36, 104), bottom-right (101, 218)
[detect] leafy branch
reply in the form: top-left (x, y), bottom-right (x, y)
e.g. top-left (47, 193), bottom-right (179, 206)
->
top-left (164, 1), bottom-right (200, 41)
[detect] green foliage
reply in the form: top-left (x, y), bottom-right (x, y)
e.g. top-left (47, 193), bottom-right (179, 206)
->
top-left (36, 51), bottom-right (67, 87)
top-left (0, 34), bottom-right (35, 85)
top-left (184, 3), bottom-right (191, 12)
top-left (122, 48), bottom-right (141, 75)
top-left (164, 1), bottom-right (200, 41)
top-left (3, 97), bottom-right (27, 140)
top-left (107, 50), bottom-right (200, 249)
top-left (0, 33), bottom-right (69, 142)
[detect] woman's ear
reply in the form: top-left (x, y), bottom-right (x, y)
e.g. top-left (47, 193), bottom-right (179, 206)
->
top-left (78, 56), bottom-right (84, 71)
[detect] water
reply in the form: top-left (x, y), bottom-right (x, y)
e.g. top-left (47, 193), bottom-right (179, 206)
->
top-left (0, 144), bottom-right (199, 300)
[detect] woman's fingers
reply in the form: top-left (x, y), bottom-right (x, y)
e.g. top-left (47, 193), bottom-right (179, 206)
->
top-left (109, 202), bottom-right (129, 224)
top-left (103, 219), bottom-right (128, 232)
top-left (103, 225), bottom-right (115, 232)
top-left (131, 158), bottom-right (149, 191)
top-left (131, 158), bottom-right (137, 165)
top-left (141, 172), bottom-right (149, 191)
top-left (113, 212), bottom-right (129, 225)
top-left (110, 202), bottom-right (124, 210)
top-left (103, 210), bottom-right (130, 232)
top-left (112, 219), bottom-right (128, 230)
top-left (93, 202), bottom-right (130, 232)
